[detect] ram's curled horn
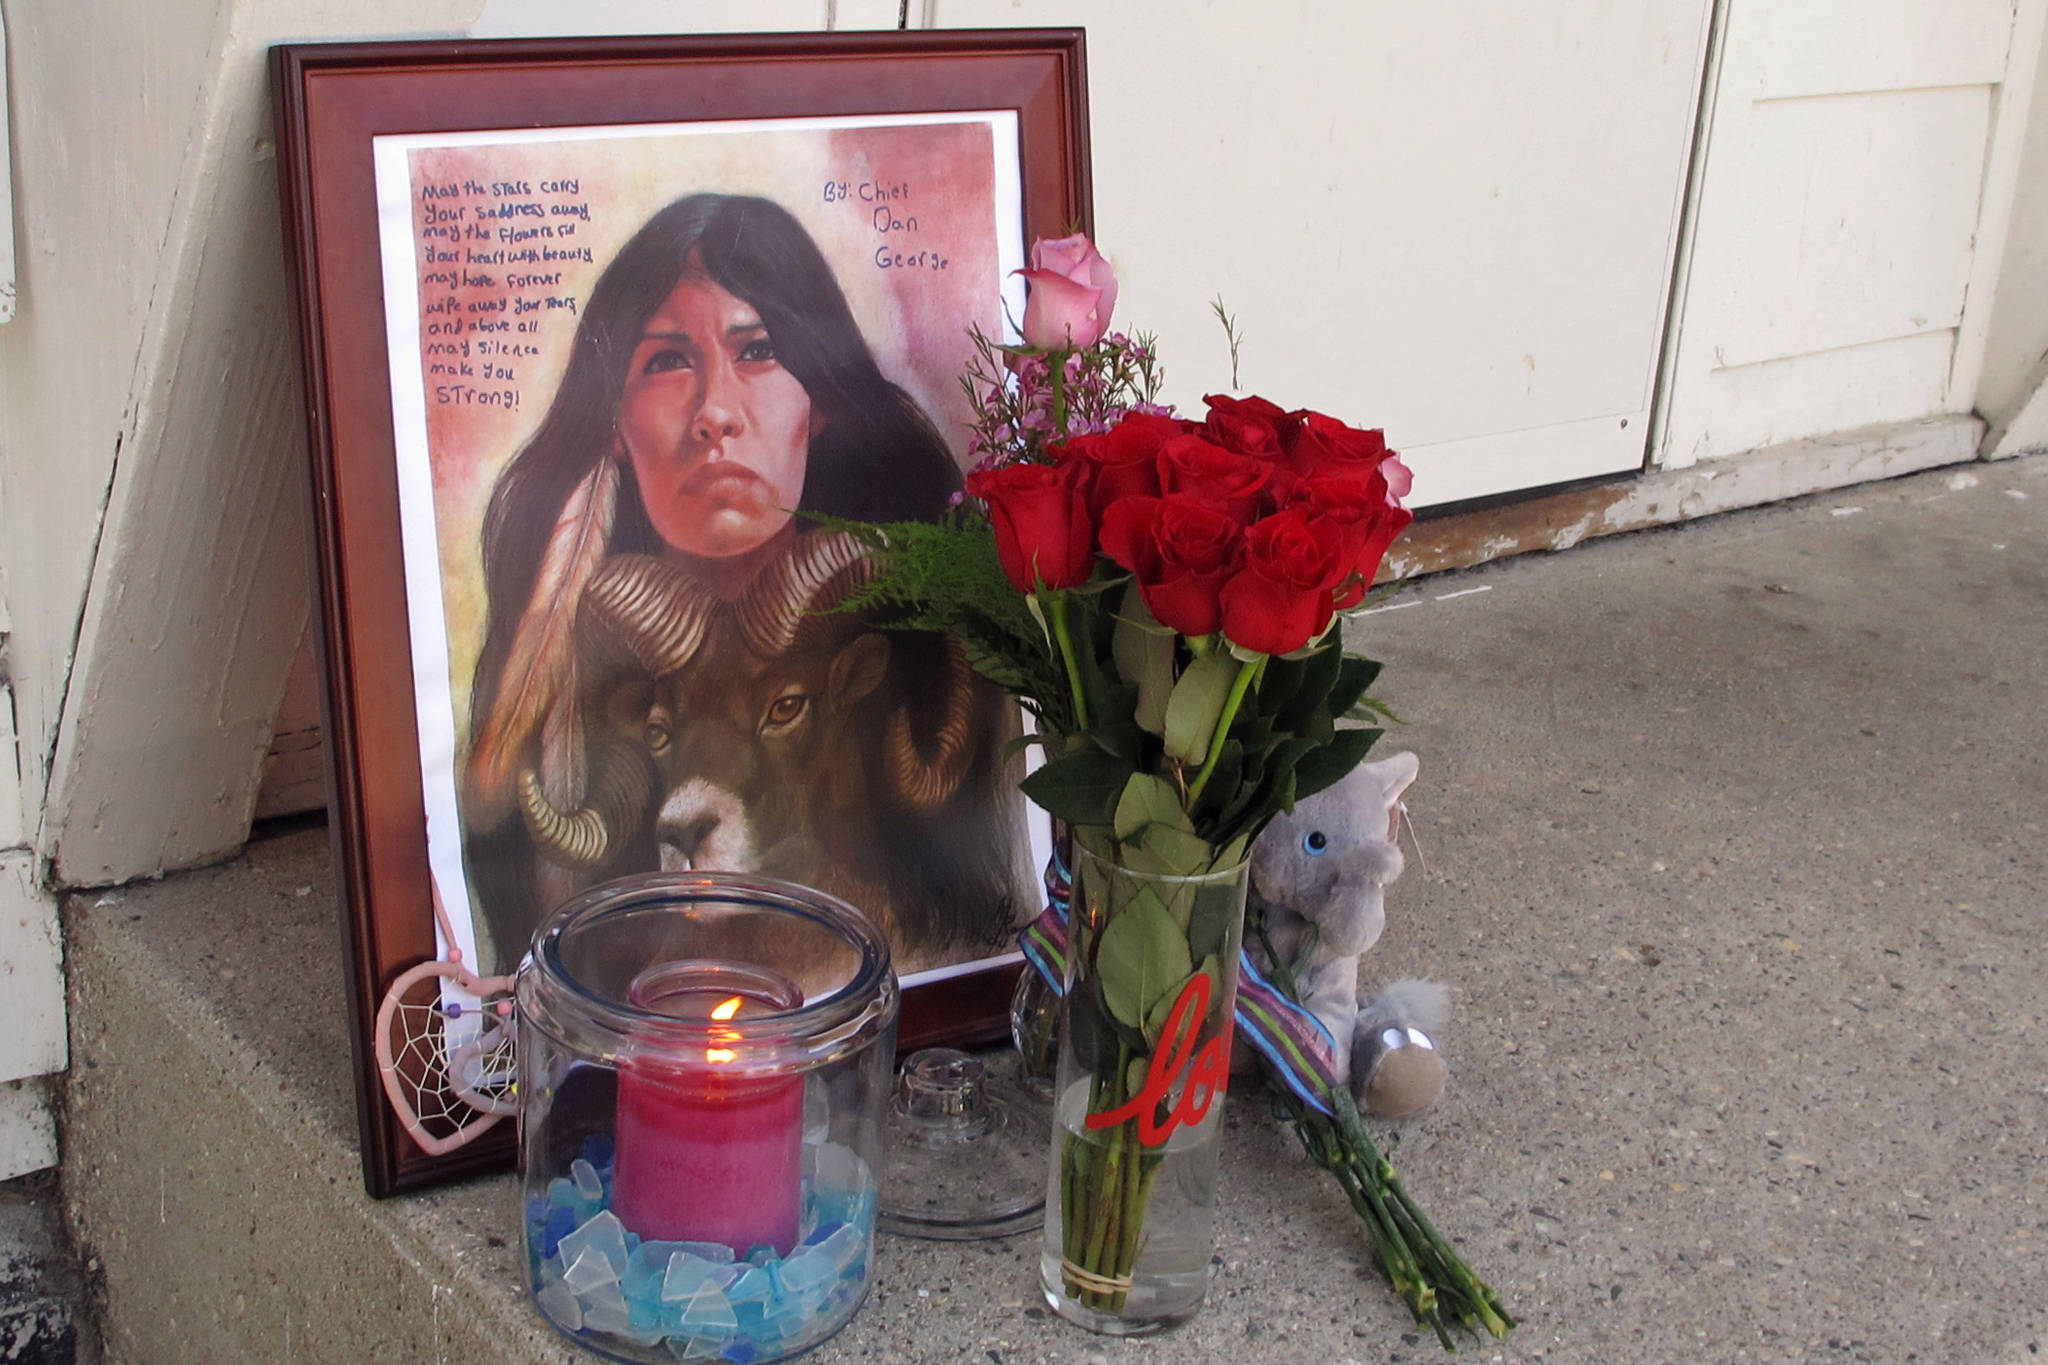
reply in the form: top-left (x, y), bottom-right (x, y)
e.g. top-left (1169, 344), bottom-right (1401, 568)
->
top-left (579, 554), bottom-right (717, 676)
top-left (517, 737), bottom-right (657, 868)
top-left (736, 531), bottom-right (875, 655)
top-left (887, 637), bottom-right (977, 811)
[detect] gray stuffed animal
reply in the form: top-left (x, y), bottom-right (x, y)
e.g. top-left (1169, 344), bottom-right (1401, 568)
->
top-left (1248, 750), bottom-right (1449, 1118)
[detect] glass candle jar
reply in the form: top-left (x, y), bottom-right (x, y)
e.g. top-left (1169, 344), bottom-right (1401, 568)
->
top-left (517, 873), bottom-right (898, 1363)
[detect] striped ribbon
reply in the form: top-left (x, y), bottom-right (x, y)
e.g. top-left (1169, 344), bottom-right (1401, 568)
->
top-left (1019, 843), bottom-right (1345, 1119)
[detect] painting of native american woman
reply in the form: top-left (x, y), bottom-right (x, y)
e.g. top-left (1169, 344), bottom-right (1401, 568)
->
top-left (376, 117), bottom-right (1042, 980)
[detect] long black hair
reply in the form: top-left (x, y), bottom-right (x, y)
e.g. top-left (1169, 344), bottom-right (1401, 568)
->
top-left (471, 193), bottom-right (960, 726)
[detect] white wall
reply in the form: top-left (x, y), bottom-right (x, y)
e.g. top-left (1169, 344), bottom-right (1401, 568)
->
top-left (1979, 21), bottom-right (2048, 454)
top-left (0, 0), bottom-right (494, 1175)
top-left (0, 0), bottom-right (491, 890)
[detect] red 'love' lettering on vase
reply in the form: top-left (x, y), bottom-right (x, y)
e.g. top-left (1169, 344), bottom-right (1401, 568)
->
top-left (1085, 972), bottom-right (1235, 1146)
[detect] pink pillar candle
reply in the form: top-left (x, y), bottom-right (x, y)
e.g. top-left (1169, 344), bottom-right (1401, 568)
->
top-left (612, 966), bottom-right (805, 1256)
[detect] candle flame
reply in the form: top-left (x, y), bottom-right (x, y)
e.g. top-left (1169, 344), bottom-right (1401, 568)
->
top-left (706, 997), bottom-right (745, 1063)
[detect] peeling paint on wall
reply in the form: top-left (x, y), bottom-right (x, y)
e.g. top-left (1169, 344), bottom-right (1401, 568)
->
top-left (1384, 416), bottom-right (1985, 582)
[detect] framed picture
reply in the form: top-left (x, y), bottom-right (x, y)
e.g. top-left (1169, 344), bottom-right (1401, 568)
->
top-left (272, 29), bottom-right (1088, 1197)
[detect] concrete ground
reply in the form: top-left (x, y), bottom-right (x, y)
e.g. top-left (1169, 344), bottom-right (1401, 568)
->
top-left (59, 454), bottom-right (2047, 1364)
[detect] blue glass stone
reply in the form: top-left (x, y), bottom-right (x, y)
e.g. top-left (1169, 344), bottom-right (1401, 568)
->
top-left (675, 1280), bottom-right (738, 1336)
top-left (769, 1248), bottom-right (834, 1320)
top-left (622, 1242), bottom-right (673, 1308)
top-left (540, 1205), bottom-right (577, 1259)
top-left (729, 1298), bottom-right (768, 1339)
top-left (800, 1220), bottom-right (844, 1248)
top-left (661, 1252), bottom-right (739, 1303)
top-left (673, 1240), bottom-right (736, 1264)
top-left (724, 1266), bottom-right (773, 1305)
top-left (814, 1224), bottom-right (864, 1275)
top-left (557, 1210), bottom-right (631, 1277)
top-left (561, 1247), bottom-right (619, 1295)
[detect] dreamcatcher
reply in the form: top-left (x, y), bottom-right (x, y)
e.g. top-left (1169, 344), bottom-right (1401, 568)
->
top-left (373, 880), bottom-right (519, 1156)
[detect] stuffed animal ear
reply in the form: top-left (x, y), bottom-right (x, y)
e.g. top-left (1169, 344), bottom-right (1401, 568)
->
top-left (1362, 751), bottom-right (1419, 842)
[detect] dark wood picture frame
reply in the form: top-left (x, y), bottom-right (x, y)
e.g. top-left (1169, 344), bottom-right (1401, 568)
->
top-left (271, 30), bottom-right (1091, 1198)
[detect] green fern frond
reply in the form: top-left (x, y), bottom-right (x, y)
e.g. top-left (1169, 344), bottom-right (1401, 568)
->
top-left (807, 510), bottom-right (1074, 731)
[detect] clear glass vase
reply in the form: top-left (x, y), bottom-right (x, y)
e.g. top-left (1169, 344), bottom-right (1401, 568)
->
top-left (1038, 844), bottom-right (1250, 1335)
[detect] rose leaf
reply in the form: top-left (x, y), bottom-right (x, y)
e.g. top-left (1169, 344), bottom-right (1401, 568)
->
top-left (1163, 652), bottom-right (1241, 765)
top-left (1019, 747), bottom-right (1131, 827)
top-left (1111, 583), bottom-right (1176, 737)
top-left (1097, 894), bottom-right (1194, 1030)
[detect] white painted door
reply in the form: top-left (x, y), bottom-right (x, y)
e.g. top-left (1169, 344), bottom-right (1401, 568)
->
top-left (923, 1), bottom-right (1716, 510)
top-left (1656, 0), bottom-right (2048, 466)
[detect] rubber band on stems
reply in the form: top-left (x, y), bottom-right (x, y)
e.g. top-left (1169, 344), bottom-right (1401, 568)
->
top-left (1059, 1259), bottom-right (1135, 1297)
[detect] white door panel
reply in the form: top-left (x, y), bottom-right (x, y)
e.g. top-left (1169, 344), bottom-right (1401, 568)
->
top-left (1658, 0), bottom-right (2042, 467)
top-left (1403, 412), bottom-right (1650, 510)
top-left (1703, 88), bottom-right (1990, 369)
top-left (1748, 0), bottom-right (2014, 98)
top-left (1683, 332), bottom-right (1959, 460)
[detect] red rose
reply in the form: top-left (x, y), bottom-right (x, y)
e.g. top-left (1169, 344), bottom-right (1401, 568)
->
top-left (1156, 434), bottom-right (1272, 522)
top-left (1219, 509), bottom-right (1340, 655)
top-left (1289, 474), bottom-right (1414, 607)
top-left (1056, 412), bottom-right (1180, 517)
top-left (1201, 394), bottom-right (1295, 459)
top-left (1286, 410), bottom-right (1392, 481)
top-left (1100, 494), bottom-right (1244, 636)
top-left (968, 459), bottom-right (1097, 593)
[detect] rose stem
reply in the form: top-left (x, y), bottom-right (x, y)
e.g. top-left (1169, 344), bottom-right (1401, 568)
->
top-left (1112, 1146), bottom-right (1163, 1299)
top-left (1326, 1145), bottom-right (1450, 1346)
top-left (1081, 1137), bottom-right (1130, 1317)
top-left (1283, 1085), bottom-right (1442, 1337)
top-left (1073, 1137), bottom-right (1089, 1285)
top-left (1332, 1090), bottom-right (1514, 1339)
top-left (1184, 654), bottom-right (1265, 809)
top-left (1044, 592), bottom-right (1091, 732)
top-left (1105, 1124), bottom-right (1145, 1309)
top-left (1078, 1043), bottom-right (1133, 1305)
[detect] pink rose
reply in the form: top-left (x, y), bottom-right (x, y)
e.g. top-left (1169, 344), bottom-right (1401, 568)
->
top-left (1381, 452), bottom-right (1414, 505)
top-left (1017, 234), bottom-right (1119, 350)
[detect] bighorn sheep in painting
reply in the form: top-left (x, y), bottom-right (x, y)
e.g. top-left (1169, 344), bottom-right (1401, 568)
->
top-left (512, 531), bottom-right (1027, 972)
